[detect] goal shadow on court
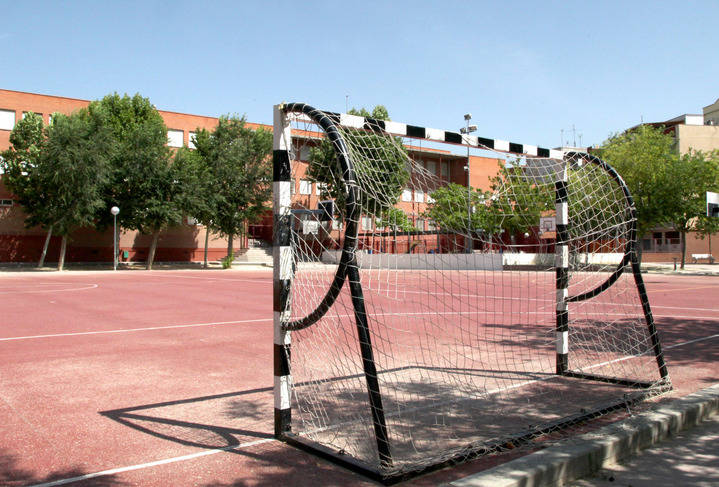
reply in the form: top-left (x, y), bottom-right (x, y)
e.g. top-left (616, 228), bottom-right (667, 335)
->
top-left (99, 387), bottom-right (275, 451)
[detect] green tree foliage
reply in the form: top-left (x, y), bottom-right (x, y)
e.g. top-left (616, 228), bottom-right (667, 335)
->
top-left (40, 110), bottom-right (113, 269)
top-left (486, 159), bottom-right (553, 239)
top-left (376, 207), bottom-right (417, 232)
top-left (348, 105), bottom-right (389, 120)
top-left (1, 112), bottom-right (47, 229)
top-left (600, 125), bottom-right (677, 239)
top-left (90, 93), bottom-right (179, 269)
top-left (423, 183), bottom-right (496, 235)
top-left (192, 116), bottom-right (272, 260)
top-left (664, 149), bottom-right (719, 268)
top-left (601, 125), bottom-right (719, 267)
top-left (424, 159), bottom-right (552, 249)
top-left (1, 110), bottom-right (113, 269)
top-left (307, 105), bottom-right (410, 223)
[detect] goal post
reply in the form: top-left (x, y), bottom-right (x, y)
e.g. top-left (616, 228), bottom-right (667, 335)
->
top-left (273, 103), bottom-right (670, 482)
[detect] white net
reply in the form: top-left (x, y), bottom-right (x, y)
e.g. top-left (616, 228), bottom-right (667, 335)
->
top-left (275, 106), bottom-right (670, 478)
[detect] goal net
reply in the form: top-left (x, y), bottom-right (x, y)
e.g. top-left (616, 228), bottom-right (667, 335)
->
top-left (272, 103), bottom-right (670, 481)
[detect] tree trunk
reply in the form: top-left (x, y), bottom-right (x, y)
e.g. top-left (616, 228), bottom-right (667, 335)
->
top-left (227, 232), bottom-right (234, 260)
top-left (680, 230), bottom-right (687, 270)
top-left (147, 231), bottom-right (160, 270)
top-left (203, 228), bottom-right (210, 269)
top-left (38, 225), bottom-right (53, 268)
top-left (58, 234), bottom-right (67, 271)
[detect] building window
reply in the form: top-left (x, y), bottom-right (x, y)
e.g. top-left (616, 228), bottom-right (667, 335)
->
top-left (401, 188), bottom-right (412, 202)
top-left (22, 111), bottom-right (42, 120)
top-left (299, 179), bottom-right (312, 195)
top-left (425, 160), bottom-right (436, 175)
top-left (167, 129), bottom-right (184, 148)
top-left (441, 161), bottom-right (450, 179)
top-left (290, 178), bottom-right (296, 195)
top-left (300, 145), bottom-right (311, 161)
top-left (643, 230), bottom-right (681, 252)
top-left (416, 218), bottom-right (425, 231)
top-left (188, 131), bottom-right (196, 149)
top-left (0, 199), bottom-right (13, 207)
top-left (0, 109), bottom-right (15, 130)
top-left (361, 216), bottom-right (373, 230)
top-left (316, 182), bottom-right (327, 195)
top-left (415, 190), bottom-right (425, 203)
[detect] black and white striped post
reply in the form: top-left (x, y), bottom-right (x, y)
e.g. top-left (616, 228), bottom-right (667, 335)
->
top-left (555, 162), bottom-right (570, 375)
top-left (273, 104), bottom-right (293, 437)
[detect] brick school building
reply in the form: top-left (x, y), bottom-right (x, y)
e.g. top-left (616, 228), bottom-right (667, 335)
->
top-left (0, 89), bottom-right (504, 265)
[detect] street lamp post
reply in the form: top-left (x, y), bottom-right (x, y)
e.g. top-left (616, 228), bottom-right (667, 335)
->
top-left (460, 114), bottom-right (477, 253)
top-left (111, 206), bottom-right (120, 270)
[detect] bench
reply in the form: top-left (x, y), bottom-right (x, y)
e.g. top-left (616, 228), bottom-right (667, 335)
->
top-left (691, 253), bottom-right (715, 264)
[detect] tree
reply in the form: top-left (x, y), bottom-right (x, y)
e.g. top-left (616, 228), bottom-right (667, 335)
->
top-left (307, 105), bottom-right (410, 223)
top-left (172, 145), bottom-right (216, 267)
top-left (424, 159), bottom-right (552, 251)
top-left (39, 110), bottom-right (113, 269)
top-left (600, 125), bottom-right (678, 241)
top-left (486, 159), bottom-right (553, 241)
top-left (90, 93), bottom-right (178, 270)
top-left (423, 183), bottom-right (497, 235)
top-left (664, 149), bottom-right (719, 268)
top-left (0, 112), bottom-right (51, 266)
top-left (192, 116), bottom-right (273, 260)
top-left (1, 110), bottom-right (113, 270)
top-left (377, 207), bottom-right (417, 232)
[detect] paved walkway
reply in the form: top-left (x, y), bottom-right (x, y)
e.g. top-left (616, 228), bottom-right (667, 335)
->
top-left (641, 262), bottom-right (719, 276)
top-left (570, 413), bottom-right (719, 487)
top-left (445, 385), bottom-right (719, 487)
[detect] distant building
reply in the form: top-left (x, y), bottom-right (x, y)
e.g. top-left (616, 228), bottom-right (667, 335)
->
top-left (703, 98), bottom-right (719, 126)
top-left (0, 89), bottom-right (503, 264)
top-left (635, 102), bottom-right (719, 261)
top-left (0, 89), bottom-right (260, 264)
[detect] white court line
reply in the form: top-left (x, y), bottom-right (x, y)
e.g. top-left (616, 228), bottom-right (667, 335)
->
top-left (27, 438), bottom-right (275, 487)
top-left (0, 283), bottom-right (98, 294)
top-left (140, 274), bottom-right (271, 284)
top-left (25, 331), bottom-right (719, 486)
top-left (2, 307), bottom-right (717, 343)
top-left (0, 318), bottom-right (272, 342)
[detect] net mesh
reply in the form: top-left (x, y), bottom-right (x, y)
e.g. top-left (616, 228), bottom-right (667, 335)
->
top-left (277, 107), bottom-right (669, 476)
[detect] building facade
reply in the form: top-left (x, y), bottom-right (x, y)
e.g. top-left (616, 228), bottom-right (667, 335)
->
top-left (638, 106), bottom-right (719, 262)
top-left (1, 89), bottom-right (505, 265)
top-left (0, 89), bottom-right (261, 264)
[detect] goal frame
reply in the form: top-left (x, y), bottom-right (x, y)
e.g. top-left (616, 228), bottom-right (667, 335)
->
top-left (272, 102), bottom-right (670, 483)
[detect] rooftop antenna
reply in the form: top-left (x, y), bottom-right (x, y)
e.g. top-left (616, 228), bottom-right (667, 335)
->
top-left (572, 124), bottom-right (577, 147)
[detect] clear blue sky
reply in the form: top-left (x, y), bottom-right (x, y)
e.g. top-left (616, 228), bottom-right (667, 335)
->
top-left (2, 1), bottom-right (718, 150)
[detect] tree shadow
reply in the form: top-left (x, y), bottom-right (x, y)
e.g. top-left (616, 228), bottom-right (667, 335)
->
top-left (0, 449), bottom-right (125, 486)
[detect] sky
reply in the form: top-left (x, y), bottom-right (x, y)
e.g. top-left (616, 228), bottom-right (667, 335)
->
top-left (2, 1), bottom-right (718, 151)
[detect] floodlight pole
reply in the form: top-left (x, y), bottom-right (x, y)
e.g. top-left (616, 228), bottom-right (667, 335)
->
top-left (461, 114), bottom-right (476, 253)
top-left (111, 206), bottom-right (120, 270)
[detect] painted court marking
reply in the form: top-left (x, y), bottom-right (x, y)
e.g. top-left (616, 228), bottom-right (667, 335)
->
top-left (0, 318), bottom-right (272, 342)
top-left (27, 438), bottom-right (276, 487)
top-left (1, 304), bottom-right (717, 342)
top-left (0, 283), bottom-right (98, 294)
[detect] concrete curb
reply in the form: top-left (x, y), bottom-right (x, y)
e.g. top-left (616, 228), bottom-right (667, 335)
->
top-left (444, 384), bottom-right (719, 487)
